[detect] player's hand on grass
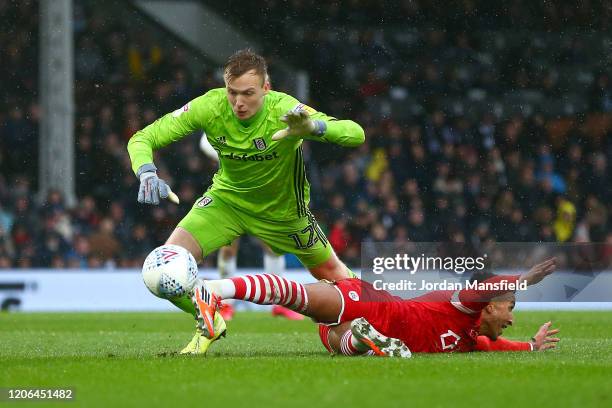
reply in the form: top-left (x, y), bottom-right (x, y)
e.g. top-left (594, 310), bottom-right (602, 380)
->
top-left (530, 321), bottom-right (560, 351)
top-left (137, 163), bottom-right (179, 205)
top-left (519, 257), bottom-right (557, 286)
top-left (271, 110), bottom-right (326, 141)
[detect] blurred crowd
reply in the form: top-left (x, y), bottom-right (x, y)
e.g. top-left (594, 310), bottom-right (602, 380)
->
top-left (217, 0), bottom-right (612, 31)
top-left (0, 0), bottom-right (610, 269)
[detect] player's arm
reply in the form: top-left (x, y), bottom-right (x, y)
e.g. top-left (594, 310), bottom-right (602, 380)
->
top-left (476, 321), bottom-right (560, 352)
top-left (476, 336), bottom-right (532, 352)
top-left (306, 110), bottom-right (365, 147)
top-left (272, 103), bottom-right (365, 147)
top-left (128, 94), bottom-right (213, 174)
top-left (127, 93), bottom-right (214, 204)
top-left (455, 258), bottom-right (557, 313)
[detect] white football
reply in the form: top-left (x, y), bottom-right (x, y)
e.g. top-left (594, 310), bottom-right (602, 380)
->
top-left (142, 244), bottom-right (198, 299)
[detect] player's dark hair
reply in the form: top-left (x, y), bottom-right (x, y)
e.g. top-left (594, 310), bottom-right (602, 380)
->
top-left (224, 49), bottom-right (268, 85)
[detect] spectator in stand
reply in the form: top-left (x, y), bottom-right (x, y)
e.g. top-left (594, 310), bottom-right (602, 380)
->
top-left (553, 198), bottom-right (577, 242)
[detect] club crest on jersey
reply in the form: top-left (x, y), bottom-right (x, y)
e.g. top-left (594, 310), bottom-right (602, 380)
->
top-left (253, 138), bottom-right (267, 151)
top-left (440, 330), bottom-right (461, 350)
top-left (348, 291), bottom-right (360, 301)
top-left (197, 196), bottom-right (213, 207)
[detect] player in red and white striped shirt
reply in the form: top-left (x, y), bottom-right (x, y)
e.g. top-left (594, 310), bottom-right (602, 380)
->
top-left (191, 258), bottom-right (560, 357)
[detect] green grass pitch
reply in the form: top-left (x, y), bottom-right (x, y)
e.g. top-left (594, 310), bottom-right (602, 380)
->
top-left (1, 310), bottom-right (611, 408)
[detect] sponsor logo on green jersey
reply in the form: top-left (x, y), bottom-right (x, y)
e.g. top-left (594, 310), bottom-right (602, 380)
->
top-left (220, 151), bottom-right (280, 162)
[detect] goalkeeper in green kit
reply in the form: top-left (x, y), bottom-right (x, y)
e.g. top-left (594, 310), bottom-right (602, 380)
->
top-left (127, 49), bottom-right (365, 354)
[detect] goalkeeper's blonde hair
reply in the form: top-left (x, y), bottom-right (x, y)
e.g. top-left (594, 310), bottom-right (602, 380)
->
top-left (224, 49), bottom-right (268, 85)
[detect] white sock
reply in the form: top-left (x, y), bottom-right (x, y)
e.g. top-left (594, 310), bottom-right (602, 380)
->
top-left (264, 252), bottom-right (285, 276)
top-left (207, 279), bottom-right (238, 300)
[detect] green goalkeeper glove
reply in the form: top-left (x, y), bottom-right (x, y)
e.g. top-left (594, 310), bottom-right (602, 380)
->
top-left (271, 110), bottom-right (326, 141)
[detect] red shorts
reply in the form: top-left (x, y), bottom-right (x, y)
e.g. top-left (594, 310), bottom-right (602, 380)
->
top-left (330, 278), bottom-right (403, 338)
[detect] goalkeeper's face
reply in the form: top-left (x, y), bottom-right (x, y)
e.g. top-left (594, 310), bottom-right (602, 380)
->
top-left (225, 69), bottom-right (270, 120)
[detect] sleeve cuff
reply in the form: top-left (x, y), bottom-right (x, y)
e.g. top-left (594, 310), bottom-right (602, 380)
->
top-left (136, 163), bottom-right (157, 178)
top-left (311, 120), bottom-right (327, 136)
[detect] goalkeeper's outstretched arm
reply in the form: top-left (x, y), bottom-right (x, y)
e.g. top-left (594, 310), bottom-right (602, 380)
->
top-left (271, 109), bottom-right (365, 147)
top-left (311, 118), bottom-right (365, 147)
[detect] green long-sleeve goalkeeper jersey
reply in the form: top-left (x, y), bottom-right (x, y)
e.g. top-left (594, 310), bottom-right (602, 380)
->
top-left (127, 88), bottom-right (365, 221)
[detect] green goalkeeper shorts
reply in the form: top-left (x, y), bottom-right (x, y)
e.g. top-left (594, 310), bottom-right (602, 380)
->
top-left (177, 192), bottom-right (333, 268)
